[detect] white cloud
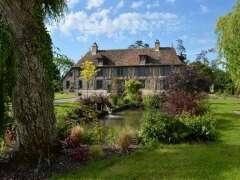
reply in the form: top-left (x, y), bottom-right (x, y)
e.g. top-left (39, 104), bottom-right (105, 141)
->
top-left (117, 0), bottom-right (124, 9)
top-left (200, 5), bottom-right (209, 14)
top-left (165, 0), bottom-right (176, 3)
top-left (67, 0), bottom-right (80, 9)
top-left (147, 1), bottom-right (160, 9)
top-left (131, 1), bottom-right (144, 8)
top-left (48, 9), bottom-right (179, 41)
top-left (86, 0), bottom-right (105, 10)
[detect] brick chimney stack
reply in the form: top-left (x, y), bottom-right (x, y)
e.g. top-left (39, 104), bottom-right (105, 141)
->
top-left (91, 42), bottom-right (98, 55)
top-left (155, 40), bottom-right (160, 51)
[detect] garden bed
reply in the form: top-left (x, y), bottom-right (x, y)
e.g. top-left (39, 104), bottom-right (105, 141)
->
top-left (0, 144), bottom-right (139, 179)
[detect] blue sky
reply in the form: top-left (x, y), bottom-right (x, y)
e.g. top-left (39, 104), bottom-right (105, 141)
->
top-left (47, 0), bottom-right (236, 62)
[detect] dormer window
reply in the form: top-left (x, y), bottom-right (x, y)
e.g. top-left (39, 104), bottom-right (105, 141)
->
top-left (98, 59), bottom-right (104, 66)
top-left (139, 55), bottom-right (148, 65)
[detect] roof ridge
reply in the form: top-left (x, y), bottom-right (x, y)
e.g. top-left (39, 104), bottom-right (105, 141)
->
top-left (98, 47), bottom-right (173, 52)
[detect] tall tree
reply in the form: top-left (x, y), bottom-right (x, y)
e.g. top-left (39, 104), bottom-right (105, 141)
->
top-left (216, 0), bottom-right (240, 91)
top-left (176, 39), bottom-right (187, 62)
top-left (53, 54), bottom-right (73, 91)
top-left (129, 40), bottom-right (150, 49)
top-left (0, 0), bottom-right (66, 163)
top-left (196, 48), bottom-right (216, 65)
top-left (53, 53), bottom-right (74, 78)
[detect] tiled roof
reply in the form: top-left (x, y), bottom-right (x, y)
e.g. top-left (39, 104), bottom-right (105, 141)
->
top-left (75, 47), bottom-right (183, 67)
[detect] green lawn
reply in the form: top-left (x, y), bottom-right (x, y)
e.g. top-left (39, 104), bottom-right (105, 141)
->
top-left (54, 92), bottom-right (77, 100)
top-left (52, 97), bottom-right (240, 179)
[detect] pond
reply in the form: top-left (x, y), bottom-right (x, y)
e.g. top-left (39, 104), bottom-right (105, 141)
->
top-left (101, 109), bottom-right (144, 132)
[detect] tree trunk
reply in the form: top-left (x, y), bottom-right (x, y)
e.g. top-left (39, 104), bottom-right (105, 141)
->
top-left (0, 1), bottom-right (56, 162)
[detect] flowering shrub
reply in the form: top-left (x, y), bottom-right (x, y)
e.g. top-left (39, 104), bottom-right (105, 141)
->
top-left (179, 113), bottom-right (216, 141)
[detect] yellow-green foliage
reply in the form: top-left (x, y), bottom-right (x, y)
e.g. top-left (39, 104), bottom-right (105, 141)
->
top-left (80, 60), bottom-right (97, 82)
top-left (216, 1), bottom-right (240, 92)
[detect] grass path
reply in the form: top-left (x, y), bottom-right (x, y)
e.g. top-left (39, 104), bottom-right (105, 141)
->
top-left (54, 92), bottom-right (77, 100)
top-left (52, 97), bottom-right (240, 180)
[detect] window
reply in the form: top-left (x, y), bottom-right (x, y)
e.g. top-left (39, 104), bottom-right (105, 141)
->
top-left (98, 59), bottom-right (103, 66)
top-left (162, 66), bottom-right (171, 76)
top-left (97, 69), bottom-right (103, 77)
top-left (75, 70), bottom-right (80, 77)
top-left (66, 81), bottom-right (70, 89)
top-left (156, 79), bottom-right (168, 90)
top-left (78, 80), bottom-right (82, 89)
top-left (96, 80), bottom-right (103, 89)
top-left (139, 80), bottom-right (146, 88)
top-left (117, 67), bottom-right (124, 77)
top-left (139, 55), bottom-right (147, 65)
top-left (140, 80), bottom-right (150, 89)
top-left (135, 67), bottom-right (150, 76)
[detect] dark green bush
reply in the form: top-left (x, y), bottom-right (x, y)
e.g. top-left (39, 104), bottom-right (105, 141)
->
top-left (139, 110), bottom-right (216, 144)
top-left (138, 110), bottom-right (189, 144)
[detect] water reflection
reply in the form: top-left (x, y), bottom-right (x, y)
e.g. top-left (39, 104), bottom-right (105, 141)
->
top-left (101, 109), bottom-right (144, 132)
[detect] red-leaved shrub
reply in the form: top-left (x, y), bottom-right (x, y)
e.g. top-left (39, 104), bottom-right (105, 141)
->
top-left (71, 147), bottom-right (89, 162)
top-left (163, 90), bottom-right (208, 116)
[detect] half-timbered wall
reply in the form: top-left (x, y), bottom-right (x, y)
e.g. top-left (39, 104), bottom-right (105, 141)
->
top-left (64, 65), bottom-right (182, 92)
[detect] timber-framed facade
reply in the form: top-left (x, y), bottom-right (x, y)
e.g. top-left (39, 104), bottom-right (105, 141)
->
top-left (63, 40), bottom-right (184, 95)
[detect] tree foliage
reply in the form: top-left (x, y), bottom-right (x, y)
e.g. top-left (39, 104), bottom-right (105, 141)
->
top-left (129, 40), bottom-right (150, 49)
top-left (53, 52), bottom-right (74, 78)
top-left (176, 39), bottom-right (187, 62)
top-left (195, 48), bottom-right (216, 65)
top-left (80, 61), bottom-right (97, 82)
top-left (0, 0), bottom-right (67, 162)
top-left (80, 61), bottom-right (97, 96)
top-left (216, 0), bottom-right (240, 91)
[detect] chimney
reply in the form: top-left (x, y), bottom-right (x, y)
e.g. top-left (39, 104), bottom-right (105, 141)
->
top-left (155, 40), bottom-right (160, 51)
top-left (91, 42), bottom-right (98, 55)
